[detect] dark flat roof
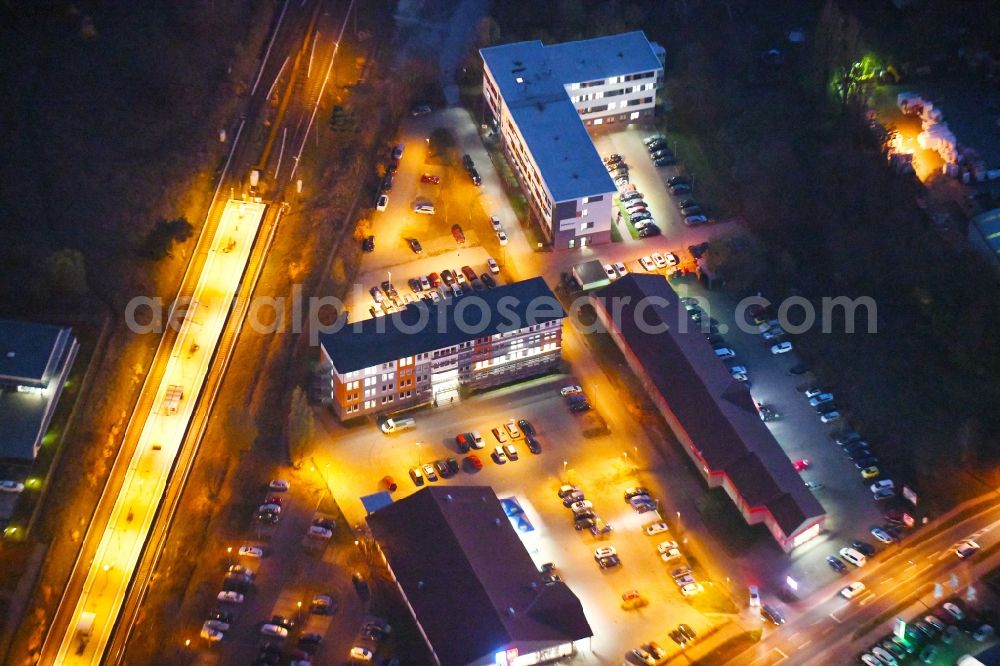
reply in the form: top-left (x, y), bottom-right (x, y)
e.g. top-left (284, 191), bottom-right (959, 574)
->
top-left (0, 319), bottom-right (68, 384)
top-left (320, 278), bottom-right (565, 374)
top-left (593, 275), bottom-right (824, 537)
top-left (367, 487), bottom-right (592, 665)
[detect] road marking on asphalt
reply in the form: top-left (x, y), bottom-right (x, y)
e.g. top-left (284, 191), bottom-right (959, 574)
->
top-left (773, 648), bottom-right (788, 664)
top-left (788, 632), bottom-right (800, 643)
top-left (883, 576), bottom-right (895, 584)
top-left (859, 591), bottom-right (878, 606)
top-left (799, 640), bottom-right (812, 650)
top-left (829, 612), bottom-right (842, 623)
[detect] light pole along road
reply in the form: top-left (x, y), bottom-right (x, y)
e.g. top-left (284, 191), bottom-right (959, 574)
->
top-left (46, 200), bottom-right (267, 664)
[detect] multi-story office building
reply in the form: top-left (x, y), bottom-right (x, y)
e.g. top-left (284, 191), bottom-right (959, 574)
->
top-left (0, 319), bottom-right (79, 461)
top-left (481, 32), bottom-right (665, 250)
top-left (320, 278), bottom-right (565, 422)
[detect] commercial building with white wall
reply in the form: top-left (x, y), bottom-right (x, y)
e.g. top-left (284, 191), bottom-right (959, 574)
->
top-left (320, 278), bottom-right (565, 422)
top-left (481, 32), bottom-right (664, 249)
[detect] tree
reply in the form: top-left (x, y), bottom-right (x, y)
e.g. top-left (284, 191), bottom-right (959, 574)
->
top-left (811, 0), bottom-right (871, 112)
top-left (287, 386), bottom-right (315, 468)
top-left (43, 248), bottom-right (88, 296)
top-left (475, 16), bottom-right (500, 48)
top-left (140, 217), bottom-right (194, 259)
top-left (703, 233), bottom-right (766, 294)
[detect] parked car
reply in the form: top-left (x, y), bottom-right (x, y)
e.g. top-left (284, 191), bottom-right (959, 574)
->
top-left (451, 224), bottom-right (466, 243)
top-left (771, 341), bottom-right (793, 354)
top-left (420, 173), bottom-right (440, 184)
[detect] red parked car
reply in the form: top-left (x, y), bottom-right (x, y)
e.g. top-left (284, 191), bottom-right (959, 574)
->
top-left (451, 224), bottom-right (466, 244)
top-left (428, 272), bottom-right (441, 288)
top-left (420, 173), bottom-right (440, 184)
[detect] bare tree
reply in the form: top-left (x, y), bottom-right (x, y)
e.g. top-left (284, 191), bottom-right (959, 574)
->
top-left (287, 386), bottom-right (315, 468)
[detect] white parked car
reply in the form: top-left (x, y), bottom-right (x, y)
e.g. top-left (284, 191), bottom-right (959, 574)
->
top-left (660, 548), bottom-right (682, 563)
top-left (870, 479), bottom-right (895, 493)
top-left (665, 252), bottom-right (680, 266)
top-left (613, 262), bottom-right (627, 277)
top-left (238, 545), bottom-right (263, 558)
top-left (497, 230), bottom-right (508, 245)
top-left (594, 546), bottom-right (617, 559)
top-left (376, 194), bottom-right (388, 212)
top-left (639, 256), bottom-right (656, 271)
top-left (419, 275), bottom-right (431, 290)
top-left (0, 480), bottom-right (25, 493)
top-left (657, 540), bottom-right (679, 553)
top-left (570, 500), bottom-right (594, 513)
top-left (487, 257), bottom-right (500, 274)
top-left (804, 387), bottom-right (825, 399)
top-left (749, 585), bottom-right (761, 607)
top-left (308, 525), bottom-right (333, 540)
top-left (603, 264), bottom-right (616, 280)
top-left (771, 341), bottom-right (793, 354)
top-left (680, 583), bottom-right (703, 597)
top-left (560, 385), bottom-right (583, 396)
top-left (645, 521), bottom-right (669, 535)
top-left (413, 202), bottom-right (435, 215)
top-left (714, 347), bottom-right (736, 359)
top-left (260, 623), bottom-right (289, 638)
top-left (489, 215), bottom-right (503, 231)
top-left (217, 590), bottom-right (245, 604)
top-left (651, 252), bottom-right (668, 268)
top-left (268, 479), bottom-right (289, 491)
top-left (840, 582), bottom-right (867, 599)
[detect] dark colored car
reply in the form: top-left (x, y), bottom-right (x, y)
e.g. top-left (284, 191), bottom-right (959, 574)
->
top-left (446, 457), bottom-right (460, 474)
top-left (408, 238), bottom-right (422, 254)
top-left (480, 272), bottom-right (496, 288)
top-left (451, 224), bottom-right (466, 244)
top-left (678, 199), bottom-right (699, 209)
top-left (362, 235), bottom-right (375, 252)
top-left (761, 605), bottom-right (785, 625)
top-left (646, 139), bottom-right (668, 152)
top-left (408, 278), bottom-right (422, 293)
top-left (517, 419), bottom-right (536, 436)
top-left (570, 401), bottom-right (591, 413)
top-left (851, 540), bottom-right (876, 556)
top-left (653, 156), bottom-right (676, 167)
top-left (670, 183), bottom-right (692, 194)
top-left (526, 434), bottom-right (541, 454)
top-left (826, 555), bottom-right (847, 573)
top-left (638, 225), bottom-right (661, 238)
top-left (667, 176), bottom-right (689, 186)
top-left (469, 168), bottom-right (482, 185)
top-left (209, 609), bottom-right (233, 623)
top-left (441, 270), bottom-right (455, 285)
top-left (435, 459), bottom-right (452, 478)
top-left (462, 154), bottom-right (475, 170)
top-left (678, 624), bottom-right (697, 641)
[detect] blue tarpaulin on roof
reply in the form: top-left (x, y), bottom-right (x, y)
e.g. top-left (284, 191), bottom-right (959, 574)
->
top-left (362, 491), bottom-right (394, 515)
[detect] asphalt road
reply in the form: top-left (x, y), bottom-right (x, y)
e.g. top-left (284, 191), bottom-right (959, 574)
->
top-left (728, 496), bottom-right (1000, 665)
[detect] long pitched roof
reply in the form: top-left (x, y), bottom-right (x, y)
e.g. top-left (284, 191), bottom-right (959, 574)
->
top-left (593, 274), bottom-right (825, 537)
top-left (367, 487), bottom-right (592, 665)
top-left (320, 277), bottom-right (565, 374)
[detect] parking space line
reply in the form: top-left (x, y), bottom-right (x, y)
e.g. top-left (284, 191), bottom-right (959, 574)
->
top-left (829, 612), bottom-right (842, 623)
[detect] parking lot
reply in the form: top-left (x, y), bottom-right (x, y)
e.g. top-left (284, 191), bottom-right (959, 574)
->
top-left (313, 374), bottom-right (733, 662)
